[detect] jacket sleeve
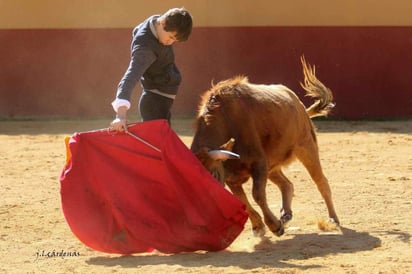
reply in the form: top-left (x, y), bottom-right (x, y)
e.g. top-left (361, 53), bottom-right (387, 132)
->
top-left (115, 48), bottom-right (156, 102)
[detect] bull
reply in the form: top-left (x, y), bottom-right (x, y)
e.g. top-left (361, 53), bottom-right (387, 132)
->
top-left (190, 56), bottom-right (339, 237)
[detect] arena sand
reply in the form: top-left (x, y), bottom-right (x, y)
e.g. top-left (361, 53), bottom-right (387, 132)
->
top-left (0, 119), bottom-right (411, 273)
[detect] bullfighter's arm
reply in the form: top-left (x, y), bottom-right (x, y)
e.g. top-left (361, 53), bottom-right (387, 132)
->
top-left (111, 48), bottom-right (156, 112)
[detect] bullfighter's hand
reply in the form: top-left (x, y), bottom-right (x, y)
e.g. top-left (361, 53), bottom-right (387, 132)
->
top-left (110, 117), bottom-right (128, 132)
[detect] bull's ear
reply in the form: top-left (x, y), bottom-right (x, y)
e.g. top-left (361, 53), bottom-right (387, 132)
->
top-left (219, 138), bottom-right (235, 151)
top-left (208, 150), bottom-right (240, 161)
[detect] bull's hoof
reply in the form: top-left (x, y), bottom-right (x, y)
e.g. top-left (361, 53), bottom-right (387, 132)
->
top-left (280, 208), bottom-right (293, 224)
top-left (270, 220), bottom-right (285, 237)
top-left (273, 225), bottom-right (285, 237)
top-left (281, 213), bottom-right (293, 224)
top-left (318, 217), bottom-right (340, 231)
top-left (329, 217), bottom-right (340, 226)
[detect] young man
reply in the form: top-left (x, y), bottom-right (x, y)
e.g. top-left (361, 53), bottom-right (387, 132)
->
top-left (110, 7), bottom-right (192, 132)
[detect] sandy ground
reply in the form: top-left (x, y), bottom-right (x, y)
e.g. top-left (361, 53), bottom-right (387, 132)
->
top-left (0, 118), bottom-right (411, 274)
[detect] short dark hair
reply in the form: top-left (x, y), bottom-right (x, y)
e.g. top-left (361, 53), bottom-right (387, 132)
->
top-left (161, 8), bottom-right (193, 41)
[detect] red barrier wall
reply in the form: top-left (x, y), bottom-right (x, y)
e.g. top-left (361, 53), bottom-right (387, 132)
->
top-left (1, 27), bottom-right (411, 119)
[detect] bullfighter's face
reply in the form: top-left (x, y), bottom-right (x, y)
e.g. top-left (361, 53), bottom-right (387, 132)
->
top-left (156, 20), bottom-right (178, 46)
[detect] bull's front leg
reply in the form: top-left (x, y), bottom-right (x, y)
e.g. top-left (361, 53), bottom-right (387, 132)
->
top-left (251, 163), bottom-right (284, 237)
top-left (227, 183), bottom-right (266, 237)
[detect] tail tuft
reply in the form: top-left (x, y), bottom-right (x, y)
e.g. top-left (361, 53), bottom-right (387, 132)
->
top-left (300, 55), bottom-right (335, 118)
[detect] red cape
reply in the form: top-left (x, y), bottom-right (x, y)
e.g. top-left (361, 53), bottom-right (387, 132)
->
top-left (60, 120), bottom-right (248, 254)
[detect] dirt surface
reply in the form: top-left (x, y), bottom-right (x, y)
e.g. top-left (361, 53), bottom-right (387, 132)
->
top-left (1, 118), bottom-right (411, 274)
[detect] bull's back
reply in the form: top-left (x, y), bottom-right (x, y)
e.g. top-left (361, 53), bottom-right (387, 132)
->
top-left (244, 83), bottom-right (309, 133)
top-left (236, 83), bottom-right (313, 164)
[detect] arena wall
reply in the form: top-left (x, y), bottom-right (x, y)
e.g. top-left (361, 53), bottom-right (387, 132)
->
top-left (1, 1), bottom-right (411, 119)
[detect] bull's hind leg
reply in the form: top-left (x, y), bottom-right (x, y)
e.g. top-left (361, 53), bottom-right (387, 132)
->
top-left (227, 184), bottom-right (266, 237)
top-left (296, 140), bottom-right (339, 224)
top-left (268, 169), bottom-right (294, 224)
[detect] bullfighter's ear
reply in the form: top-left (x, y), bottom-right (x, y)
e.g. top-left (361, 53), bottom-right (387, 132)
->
top-left (219, 138), bottom-right (235, 151)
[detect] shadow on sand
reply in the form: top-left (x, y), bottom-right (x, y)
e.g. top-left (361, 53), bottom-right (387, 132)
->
top-left (86, 227), bottom-right (386, 271)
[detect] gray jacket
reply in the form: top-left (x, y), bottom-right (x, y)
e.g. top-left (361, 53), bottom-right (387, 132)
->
top-left (116, 15), bottom-right (182, 101)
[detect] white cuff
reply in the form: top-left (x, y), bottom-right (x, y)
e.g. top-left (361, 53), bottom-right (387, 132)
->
top-left (111, 98), bottom-right (131, 112)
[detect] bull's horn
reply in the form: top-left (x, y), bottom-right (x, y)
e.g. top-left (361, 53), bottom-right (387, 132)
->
top-left (208, 150), bottom-right (240, 160)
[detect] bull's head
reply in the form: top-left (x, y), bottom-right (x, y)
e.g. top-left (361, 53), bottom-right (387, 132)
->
top-left (194, 138), bottom-right (240, 185)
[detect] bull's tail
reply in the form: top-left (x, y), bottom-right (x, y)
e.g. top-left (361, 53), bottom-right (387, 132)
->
top-left (300, 55), bottom-right (335, 118)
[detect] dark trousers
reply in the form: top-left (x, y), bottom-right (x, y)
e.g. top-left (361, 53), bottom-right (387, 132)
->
top-left (138, 90), bottom-right (174, 124)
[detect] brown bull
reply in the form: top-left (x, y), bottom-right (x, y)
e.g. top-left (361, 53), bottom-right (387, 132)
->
top-left (190, 56), bottom-right (339, 237)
